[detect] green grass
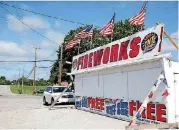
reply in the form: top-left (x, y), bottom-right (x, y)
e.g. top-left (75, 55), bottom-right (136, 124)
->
top-left (10, 85), bottom-right (46, 96)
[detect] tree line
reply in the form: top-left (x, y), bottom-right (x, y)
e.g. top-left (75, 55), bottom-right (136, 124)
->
top-left (0, 76), bottom-right (51, 86)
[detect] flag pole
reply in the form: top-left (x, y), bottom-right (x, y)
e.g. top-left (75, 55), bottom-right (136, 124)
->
top-left (90, 24), bottom-right (94, 50)
top-left (111, 11), bottom-right (116, 43)
top-left (141, 1), bottom-right (148, 31)
top-left (110, 33), bottom-right (113, 43)
top-left (78, 42), bottom-right (80, 54)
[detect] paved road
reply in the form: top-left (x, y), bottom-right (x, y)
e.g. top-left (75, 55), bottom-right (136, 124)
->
top-left (0, 85), bottom-right (13, 95)
top-left (0, 95), bottom-right (128, 129)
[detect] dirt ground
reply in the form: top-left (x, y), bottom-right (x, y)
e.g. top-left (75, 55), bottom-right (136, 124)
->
top-left (0, 94), bottom-right (128, 129)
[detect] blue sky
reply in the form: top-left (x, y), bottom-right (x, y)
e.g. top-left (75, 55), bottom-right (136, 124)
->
top-left (0, 1), bottom-right (178, 80)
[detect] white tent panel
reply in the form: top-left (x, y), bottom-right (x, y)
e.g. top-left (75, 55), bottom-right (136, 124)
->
top-left (127, 67), bottom-right (162, 101)
top-left (74, 74), bottom-right (83, 96)
top-left (103, 71), bottom-right (128, 99)
top-left (82, 72), bottom-right (103, 97)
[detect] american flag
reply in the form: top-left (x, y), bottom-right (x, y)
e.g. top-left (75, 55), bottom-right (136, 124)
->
top-left (128, 1), bottom-right (148, 27)
top-left (99, 12), bottom-right (115, 36)
top-left (65, 38), bottom-right (81, 50)
top-left (75, 25), bottom-right (93, 39)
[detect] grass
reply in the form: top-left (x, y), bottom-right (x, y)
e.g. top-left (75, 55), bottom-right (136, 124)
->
top-left (10, 85), bottom-right (46, 96)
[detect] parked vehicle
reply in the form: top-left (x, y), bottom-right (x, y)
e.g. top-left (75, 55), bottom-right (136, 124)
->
top-left (36, 89), bottom-right (44, 94)
top-left (43, 86), bottom-right (75, 105)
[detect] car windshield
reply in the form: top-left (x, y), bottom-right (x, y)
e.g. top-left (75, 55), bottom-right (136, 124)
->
top-left (53, 87), bottom-right (71, 93)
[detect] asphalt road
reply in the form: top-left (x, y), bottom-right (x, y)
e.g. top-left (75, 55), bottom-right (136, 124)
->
top-left (0, 85), bottom-right (13, 95)
top-left (0, 86), bottom-right (128, 129)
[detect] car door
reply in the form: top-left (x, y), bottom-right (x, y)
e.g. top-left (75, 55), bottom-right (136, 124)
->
top-left (44, 87), bottom-right (51, 103)
top-left (44, 87), bottom-right (49, 103)
top-left (47, 87), bottom-right (53, 103)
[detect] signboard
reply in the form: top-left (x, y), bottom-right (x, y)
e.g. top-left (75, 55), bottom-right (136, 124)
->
top-left (75, 96), bottom-right (167, 124)
top-left (71, 24), bottom-right (164, 74)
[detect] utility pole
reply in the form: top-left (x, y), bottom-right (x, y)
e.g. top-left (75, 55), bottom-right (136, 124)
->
top-left (33, 47), bottom-right (41, 93)
top-left (58, 44), bottom-right (63, 85)
top-left (18, 70), bottom-right (21, 89)
top-left (21, 66), bottom-right (24, 94)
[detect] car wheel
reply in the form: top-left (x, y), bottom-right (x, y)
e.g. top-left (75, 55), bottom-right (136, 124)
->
top-left (43, 97), bottom-right (48, 106)
top-left (51, 98), bottom-right (54, 105)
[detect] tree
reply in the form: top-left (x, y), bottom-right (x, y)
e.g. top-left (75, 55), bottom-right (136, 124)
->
top-left (50, 20), bottom-right (142, 84)
top-left (0, 76), bottom-right (6, 81)
top-left (0, 76), bottom-right (11, 85)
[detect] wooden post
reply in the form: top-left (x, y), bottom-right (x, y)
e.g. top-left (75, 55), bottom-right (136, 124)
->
top-left (58, 44), bottom-right (63, 85)
top-left (33, 48), bottom-right (37, 89)
top-left (33, 47), bottom-right (40, 93)
top-left (18, 70), bottom-right (20, 90)
top-left (156, 22), bottom-right (178, 50)
top-left (49, 74), bottom-right (74, 110)
top-left (22, 66), bottom-right (24, 94)
top-left (78, 43), bottom-right (80, 54)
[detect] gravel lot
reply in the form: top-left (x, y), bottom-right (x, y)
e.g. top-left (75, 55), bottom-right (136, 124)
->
top-left (0, 94), bottom-right (128, 129)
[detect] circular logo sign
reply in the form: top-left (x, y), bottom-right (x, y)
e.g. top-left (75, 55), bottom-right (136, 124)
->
top-left (141, 32), bottom-right (158, 53)
top-left (72, 59), bottom-right (77, 70)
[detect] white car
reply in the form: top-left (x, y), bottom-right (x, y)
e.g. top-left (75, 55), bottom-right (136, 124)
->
top-left (43, 86), bottom-right (75, 105)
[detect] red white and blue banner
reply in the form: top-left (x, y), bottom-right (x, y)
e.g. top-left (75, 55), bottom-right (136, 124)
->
top-left (75, 96), bottom-right (167, 124)
top-left (71, 24), bottom-right (164, 74)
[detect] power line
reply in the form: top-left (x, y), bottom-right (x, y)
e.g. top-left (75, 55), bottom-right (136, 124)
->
top-left (40, 51), bottom-right (57, 60)
top-left (40, 71), bottom-right (51, 79)
top-left (1, 13), bottom-right (178, 42)
top-left (0, 15), bottom-right (40, 49)
top-left (0, 2), bottom-right (100, 28)
top-left (0, 15), bottom-right (39, 29)
top-left (25, 66), bottom-right (35, 79)
top-left (0, 4), bottom-right (60, 45)
top-left (0, 60), bottom-right (56, 63)
top-left (37, 64), bottom-right (54, 68)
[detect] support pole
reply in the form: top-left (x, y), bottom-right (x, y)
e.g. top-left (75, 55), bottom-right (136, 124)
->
top-left (156, 22), bottom-right (179, 50)
top-left (58, 44), bottom-right (63, 85)
top-left (127, 72), bottom-right (165, 127)
top-left (22, 67), bottom-right (24, 94)
top-left (18, 70), bottom-right (20, 90)
top-left (111, 11), bottom-right (116, 43)
top-left (33, 47), bottom-right (40, 94)
top-left (90, 25), bottom-right (93, 50)
top-left (78, 43), bottom-right (80, 54)
top-left (49, 74), bottom-right (74, 110)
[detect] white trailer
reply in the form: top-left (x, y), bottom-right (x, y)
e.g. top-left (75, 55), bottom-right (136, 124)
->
top-left (71, 24), bottom-right (179, 125)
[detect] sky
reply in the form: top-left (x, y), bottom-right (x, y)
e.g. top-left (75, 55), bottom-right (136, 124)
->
top-left (0, 1), bottom-right (178, 81)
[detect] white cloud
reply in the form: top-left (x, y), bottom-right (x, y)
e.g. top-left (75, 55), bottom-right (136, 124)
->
top-left (171, 31), bottom-right (178, 39)
top-left (0, 29), bottom-right (65, 59)
top-left (0, 29), bottom-right (65, 80)
top-left (0, 41), bottom-right (27, 57)
top-left (1, 12), bottom-right (65, 80)
top-left (7, 14), bottom-right (49, 32)
top-left (46, 29), bottom-right (65, 44)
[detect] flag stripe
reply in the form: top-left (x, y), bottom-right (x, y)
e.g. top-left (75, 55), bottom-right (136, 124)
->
top-left (75, 25), bottom-right (93, 39)
top-left (99, 12), bottom-right (115, 36)
top-left (65, 39), bottom-right (81, 50)
top-left (128, 1), bottom-right (147, 27)
top-left (65, 25), bottom-right (93, 50)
